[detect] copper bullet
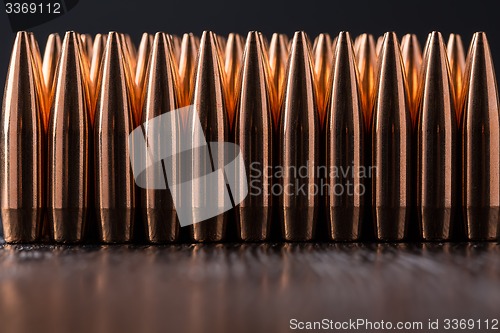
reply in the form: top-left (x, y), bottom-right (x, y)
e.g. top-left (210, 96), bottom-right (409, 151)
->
top-left (189, 31), bottom-right (230, 242)
top-left (234, 31), bottom-right (274, 241)
top-left (355, 33), bottom-right (377, 128)
top-left (0, 32), bottom-right (45, 243)
top-left (94, 32), bottom-right (136, 243)
top-left (120, 33), bottom-right (137, 75)
top-left (268, 33), bottom-right (289, 125)
top-left (401, 34), bottom-right (422, 125)
top-left (80, 33), bottom-right (93, 60)
top-left (42, 33), bottom-right (62, 96)
top-left (217, 34), bottom-right (227, 57)
top-left (89, 33), bottom-right (106, 101)
top-left (178, 33), bottom-right (198, 106)
top-left (325, 32), bottom-right (365, 241)
top-left (224, 33), bottom-right (245, 127)
top-left (416, 32), bottom-right (457, 241)
top-left (278, 31), bottom-right (319, 241)
top-left (125, 34), bottom-right (137, 62)
top-left (47, 32), bottom-right (90, 243)
top-left (171, 34), bottom-right (182, 64)
top-left (141, 32), bottom-right (180, 243)
top-left (446, 33), bottom-right (466, 122)
top-left (118, 33), bottom-right (139, 124)
top-left (134, 33), bottom-right (153, 110)
top-left (372, 32), bottom-right (412, 241)
top-left (376, 35), bottom-right (384, 55)
top-left (461, 32), bottom-right (500, 240)
top-left (312, 33), bottom-right (333, 125)
top-left (28, 32), bottom-right (47, 123)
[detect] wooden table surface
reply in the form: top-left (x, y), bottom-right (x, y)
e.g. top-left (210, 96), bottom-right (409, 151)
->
top-left (0, 242), bottom-right (499, 333)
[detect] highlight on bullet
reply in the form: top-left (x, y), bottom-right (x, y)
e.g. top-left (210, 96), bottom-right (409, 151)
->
top-left (416, 31), bottom-right (457, 241)
top-left (42, 33), bottom-right (62, 96)
top-left (47, 32), bottom-right (91, 243)
top-left (461, 32), bottom-right (500, 241)
top-left (371, 32), bottom-right (412, 241)
top-left (0, 32), bottom-right (45, 243)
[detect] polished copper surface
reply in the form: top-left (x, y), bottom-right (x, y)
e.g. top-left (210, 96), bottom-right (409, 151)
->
top-left (233, 32), bottom-right (274, 241)
top-left (189, 31), bottom-right (230, 242)
top-left (416, 32), bottom-right (457, 241)
top-left (80, 33), bottom-right (93, 60)
top-left (324, 32), bottom-right (365, 241)
top-left (371, 32), bottom-right (412, 241)
top-left (89, 33), bottom-right (106, 107)
top-left (134, 32), bottom-right (153, 110)
top-left (178, 33), bottom-right (199, 107)
top-left (0, 32), bottom-right (45, 243)
top-left (312, 33), bottom-right (333, 125)
top-left (141, 32), bottom-right (181, 243)
top-left (401, 34), bottom-right (422, 125)
top-left (355, 33), bottom-right (377, 129)
top-left (41, 33), bottom-right (61, 96)
top-left (94, 32), bottom-right (136, 243)
top-left (278, 31), bottom-right (319, 241)
top-left (461, 32), bottom-right (500, 240)
top-left (29, 32), bottom-right (47, 125)
top-left (268, 33), bottom-right (289, 125)
top-left (224, 33), bottom-right (245, 127)
top-left (47, 32), bottom-right (91, 243)
top-left (171, 34), bottom-right (182, 64)
top-left (376, 35), bottom-right (383, 55)
top-left (447, 33), bottom-right (466, 123)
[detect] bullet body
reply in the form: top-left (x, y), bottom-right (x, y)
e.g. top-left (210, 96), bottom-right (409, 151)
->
top-left (141, 33), bottom-right (180, 243)
top-left (325, 32), bottom-right (365, 241)
top-left (94, 32), bottom-right (136, 243)
top-left (416, 32), bottom-right (457, 241)
top-left (0, 32), bottom-right (45, 243)
top-left (461, 33), bottom-right (500, 240)
top-left (371, 32), bottom-right (412, 241)
top-left (234, 32), bottom-right (274, 241)
top-left (278, 32), bottom-right (319, 241)
top-left (47, 32), bottom-right (90, 243)
top-left (189, 31), bottom-right (230, 242)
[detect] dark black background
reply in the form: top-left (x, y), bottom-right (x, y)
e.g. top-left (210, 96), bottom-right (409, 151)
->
top-left (0, 0), bottom-right (499, 91)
